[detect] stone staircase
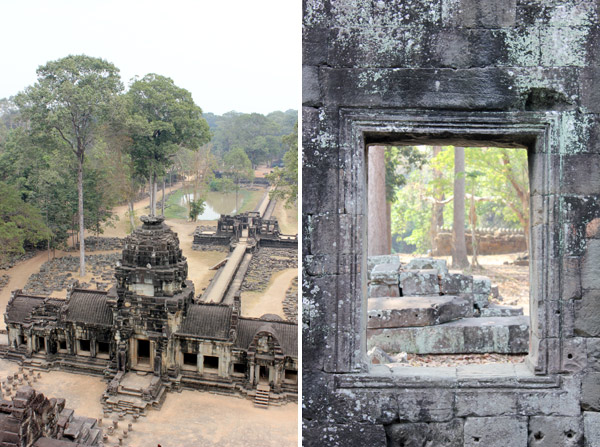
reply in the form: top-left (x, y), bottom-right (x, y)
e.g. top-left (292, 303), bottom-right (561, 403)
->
top-left (254, 385), bottom-right (270, 408)
top-left (58, 408), bottom-right (102, 445)
top-left (102, 372), bottom-right (166, 416)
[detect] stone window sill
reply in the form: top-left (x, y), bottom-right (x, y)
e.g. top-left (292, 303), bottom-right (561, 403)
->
top-left (334, 363), bottom-right (560, 390)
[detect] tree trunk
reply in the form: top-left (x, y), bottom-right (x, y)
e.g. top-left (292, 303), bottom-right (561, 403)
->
top-left (128, 200), bottom-right (135, 231)
top-left (77, 154), bottom-right (86, 277)
top-left (452, 147), bottom-right (469, 269)
top-left (469, 183), bottom-right (480, 268)
top-left (430, 146), bottom-right (444, 253)
top-left (367, 145), bottom-right (390, 255)
top-left (161, 178), bottom-right (166, 216)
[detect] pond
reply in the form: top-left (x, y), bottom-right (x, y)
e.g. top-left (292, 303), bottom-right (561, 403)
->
top-left (181, 191), bottom-right (249, 220)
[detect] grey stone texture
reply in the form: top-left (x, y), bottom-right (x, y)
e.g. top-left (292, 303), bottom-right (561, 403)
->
top-left (303, 0), bottom-right (600, 445)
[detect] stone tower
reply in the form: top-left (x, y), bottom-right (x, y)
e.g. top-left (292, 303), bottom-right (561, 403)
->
top-left (108, 215), bottom-right (195, 376)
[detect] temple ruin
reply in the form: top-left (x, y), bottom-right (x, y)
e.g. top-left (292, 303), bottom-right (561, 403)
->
top-left (2, 207), bottom-right (297, 420)
top-left (303, 0), bottom-right (600, 445)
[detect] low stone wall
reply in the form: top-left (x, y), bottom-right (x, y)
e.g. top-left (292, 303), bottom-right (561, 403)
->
top-left (433, 231), bottom-right (526, 255)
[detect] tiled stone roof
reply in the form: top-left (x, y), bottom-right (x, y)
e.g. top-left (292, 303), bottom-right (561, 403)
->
top-left (65, 290), bottom-right (112, 326)
top-left (5, 295), bottom-right (45, 323)
top-left (235, 318), bottom-right (298, 357)
top-left (177, 304), bottom-right (232, 339)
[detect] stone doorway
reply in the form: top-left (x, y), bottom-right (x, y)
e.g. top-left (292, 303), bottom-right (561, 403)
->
top-left (258, 365), bottom-right (269, 384)
top-left (131, 337), bottom-right (154, 372)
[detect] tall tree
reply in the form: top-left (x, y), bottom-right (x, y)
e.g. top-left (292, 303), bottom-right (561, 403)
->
top-left (452, 147), bottom-right (470, 268)
top-left (15, 55), bottom-right (122, 276)
top-left (223, 146), bottom-right (253, 211)
top-left (267, 122), bottom-right (298, 207)
top-left (127, 74), bottom-right (210, 216)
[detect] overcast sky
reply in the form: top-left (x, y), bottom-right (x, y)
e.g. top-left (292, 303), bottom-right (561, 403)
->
top-left (0, 0), bottom-right (300, 115)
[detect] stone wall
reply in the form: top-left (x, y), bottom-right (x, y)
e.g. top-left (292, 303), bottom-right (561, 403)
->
top-left (433, 229), bottom-right (527, 255)
top-left (302, 1), bottom-right (600, 445)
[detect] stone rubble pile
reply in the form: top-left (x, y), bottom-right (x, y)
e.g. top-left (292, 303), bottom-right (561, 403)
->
top-left (23, 254), bottom-right (120, 296)
top-left (283, 277), bottom-right (298, 323)
top-left (240, 248), bottom-right (297, 292)
top-left (367, 256), bottom-right (529, 356)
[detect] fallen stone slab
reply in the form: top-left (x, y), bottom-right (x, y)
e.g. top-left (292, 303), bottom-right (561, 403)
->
top-left (367, 316), bottom-right (529, 355)
top-left (368, 255), bottom-right (402, 279)
top-left (369, 283), bottom-right (400, 298)
top-left (480, 304), bottom-right (524, 318)
top-left (368, 296), bottom-right (470, 328)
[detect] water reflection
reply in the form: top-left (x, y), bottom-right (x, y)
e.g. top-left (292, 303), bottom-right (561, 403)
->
top-left (181, 193), bottom-right (237, 220)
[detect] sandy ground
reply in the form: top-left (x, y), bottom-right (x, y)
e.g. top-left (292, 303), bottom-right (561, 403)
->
top-left (241, 268), bottom-right (298, 318)
top-left (0, 360), bottom-right (297, 447)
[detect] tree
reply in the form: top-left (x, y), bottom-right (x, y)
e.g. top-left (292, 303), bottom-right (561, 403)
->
top-left (15, 55), bottom-right (122, 276)
top-left (127, 74), bottom-right (210, 216)
top-left (452, 147), bottom-right (470, 268)
top-left (267, 122), bottom-right (298, 207)
top-left (223, 146), bottom-right (253, 211)
top-left (0, 182), bottom-right (50, 264)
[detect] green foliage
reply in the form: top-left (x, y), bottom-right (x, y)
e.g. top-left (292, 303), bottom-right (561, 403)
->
top-left (385, 146), bottom-right (427, 202)
top-left (206, 109), bottom-right (297, 167)
top-left (267, 122), bottom-right (298, 207)
top-left (0, 182), bottom-right (50, 262)
top-left (223, 146), bottom-right (253, 183)
top-left (209, 177), bottom-right (234, 192)
top-left (390, 146), bottom-right (529, 253)
top-left (126, 74), bottom-right (211, 181)
top-left (188, 199), bottom-right (206, 222)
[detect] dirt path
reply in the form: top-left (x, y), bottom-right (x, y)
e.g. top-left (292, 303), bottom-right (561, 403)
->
top-left (241, 268), bottom-right (297, 318)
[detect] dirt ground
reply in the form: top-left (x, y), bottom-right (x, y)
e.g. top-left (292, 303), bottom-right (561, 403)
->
top-left (241, 268), bottom-right (298, 318)
top-left (0, 360), bottom-right (297, 447)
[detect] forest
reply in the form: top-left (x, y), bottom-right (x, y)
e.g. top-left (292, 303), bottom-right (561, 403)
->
top-left (0, 55), bottom-right (297, 272)
top-left (387, 145), bottom-right (529, 268)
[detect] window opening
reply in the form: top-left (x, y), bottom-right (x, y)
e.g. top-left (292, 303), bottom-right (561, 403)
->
top-left (58, 340), bottom-right (67, 351)
top-left (97, 341), bottom-right (110, 356)
top-left (78, 339), bottom-right (91, 354)
top-left (284, 369), bottom-right (297, 383)
top-left (366, 144), bottom-right (530, 368)
top-left (233, 363), bottom-right (247, 375)
top-left (183, 353), bottom-right (197, 367)
top-left (203, 355), bottom-right (219, 371)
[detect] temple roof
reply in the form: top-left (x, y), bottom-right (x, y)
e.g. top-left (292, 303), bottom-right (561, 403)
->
top-left (235, 318), bottom-right (297, 357)
top-left (64, 290), bottom-right (112, 326)
top-left (177, 304), bottom-right (232, 339)
top-left (5, 294), bottom-right (46, 323)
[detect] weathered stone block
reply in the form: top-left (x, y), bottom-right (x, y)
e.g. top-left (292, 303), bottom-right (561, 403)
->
top-left (528, 416), bottom-right (582, 447)
top-left (586, 338), bottom-right (600, 371)
top-left (480, 304), bottom-right (523, 318)
top-left (302, 421), bottom-right (387, 447)
top-left (464, 416), bottom-right (527, 447)
top-left (441, 273), bottom-right (472, 295)
top-left (386, 419), bottom-right (463, 447)
top-left (399, 270), bottom-right (440, 296)
top-left (456, 391), bottom-right (517, 417)
top-left (367, 296), bottom-right (469, 328)
top-left (473, 293), bottom-right (490, 309)
top-left (517, 376), bottom-right (581, 416)
top-left (574, 290), bottom-right (600, 337)
top-left (473, 276), bottom-right (492, 295)
top-left (405, 258), bottom-right (448, 275)
top-left (396, 389), bottom-right (456, 423)
top-left (583, 411), bottom-right (600, 447)
top-left (303, 66), bottom-right (321, 106)
top-left (368, 284), bottom-right (400, 298)
top-left (368, 255), bottom-right (402, 276)
top-left (368, 316), bottom-right (529, 354)
top-left (561, 337), bottom-right (588, 373)
top-left (371, 262), bottom-right (401, 285)
top-left (582, 372), bottom-right (600, 411)
top-left (581, 239), bottom-right (600, 290)
top-left (441, 0), bottom-right (516, 28)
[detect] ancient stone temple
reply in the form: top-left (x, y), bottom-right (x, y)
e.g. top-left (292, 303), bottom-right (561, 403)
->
top-left (5, 215), bottom-right (297, 414)
top-left (303, 1), bottom-right (600, 445)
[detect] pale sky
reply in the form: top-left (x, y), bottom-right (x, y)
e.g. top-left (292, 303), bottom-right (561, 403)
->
top-left (0, 0), bottom-right (300, 115)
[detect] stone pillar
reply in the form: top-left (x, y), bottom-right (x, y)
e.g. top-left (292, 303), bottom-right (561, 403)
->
top-left (368, 145), bottom-right (390, 255)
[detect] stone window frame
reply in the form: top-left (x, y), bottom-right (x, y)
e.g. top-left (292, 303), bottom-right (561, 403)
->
top-left (334, 108), bottom-right (562, 387)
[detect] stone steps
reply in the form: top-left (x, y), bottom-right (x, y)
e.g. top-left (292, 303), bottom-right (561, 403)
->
top-left (368, 295), bottom-right (471, 329)
top-left (367, 316), bottom-right (529, 355)
top-left (254, 385), bottom-right (270, 409)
